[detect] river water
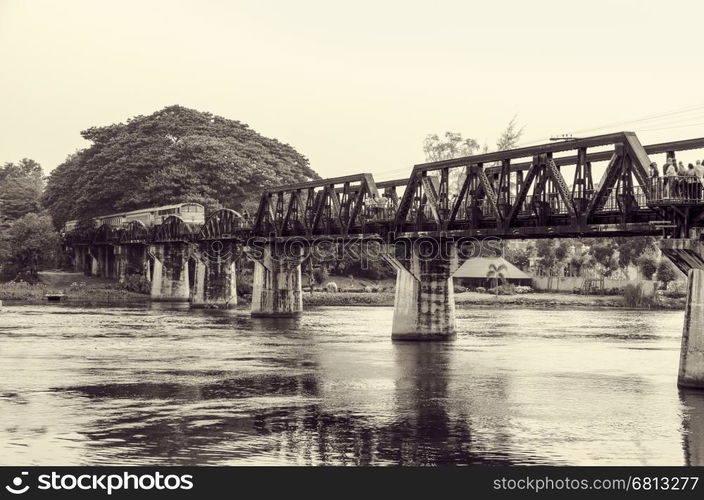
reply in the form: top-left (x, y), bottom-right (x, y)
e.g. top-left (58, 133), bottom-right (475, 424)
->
top-left (0, 303), bottom-right (702, 466)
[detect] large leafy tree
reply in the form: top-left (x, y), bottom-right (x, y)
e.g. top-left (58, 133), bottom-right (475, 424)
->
top-left (43, 106), bottom-right (319, 227)
top-left (614, 236), bottom-right (658, 269)
top-left (0, 158), bottom-right (44, 227)
top-left (0, 213), bottom-right (60, 281)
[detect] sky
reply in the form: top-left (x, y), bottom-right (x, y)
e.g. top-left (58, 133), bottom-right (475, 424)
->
top-left (2, 0), bottom-right (704, 181)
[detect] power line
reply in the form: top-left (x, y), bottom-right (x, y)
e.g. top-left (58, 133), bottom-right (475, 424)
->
top-left (571, 103), bottom-right (704, 135)
top-left (516, 102), bottom-right (704, 147)
top-left (637, 121), bottom-right (704, 132)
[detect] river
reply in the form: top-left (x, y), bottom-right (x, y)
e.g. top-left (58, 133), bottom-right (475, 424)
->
top-left (0, 303), bottom-right (702, 466)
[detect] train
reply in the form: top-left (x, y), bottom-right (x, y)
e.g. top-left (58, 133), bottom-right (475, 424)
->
top-left (63, 202), bottom-right (206, 233)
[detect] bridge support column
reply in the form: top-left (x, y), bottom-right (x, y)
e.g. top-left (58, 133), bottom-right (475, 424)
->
top-left (89, 245), bottom-right (117, 278)
top-left (662, 237), bottom-right (704, 389)
top-left (73, 246), bottom-right (89, 274)
top-left (149, 243), bottom-right (191, 302)
top-left (191, 242), bottom-right (238, 308)
top-left (249, 243), bottom-right (306, 317)
top-left (382, 239), bottom-right (462, 341)
top-left (87, 247), bottom-right (99, 276)
top-left (115, 246), bottom-right (127, 282)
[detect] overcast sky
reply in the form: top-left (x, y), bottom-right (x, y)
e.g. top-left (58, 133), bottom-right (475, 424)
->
top-left (2, 0), bottom-right (704, 180)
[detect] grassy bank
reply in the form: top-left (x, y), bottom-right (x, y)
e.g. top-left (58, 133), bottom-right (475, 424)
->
top-left (303, 291), bottom-right (395, 306)
top-left (1, 271), bottom-right (685, 310)
top-left (0, 273), bottom-right (148, 306)
top-left (302, 290), bottom-right (685, 309)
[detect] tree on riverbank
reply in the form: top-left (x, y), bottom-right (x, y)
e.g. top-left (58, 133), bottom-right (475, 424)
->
top-left (0, 213), bottom-right (60, 282)
top-left (0, 158), bottom-right (44, 228)
top-left (43, 105), bottom-right (319, 228)
top-left (423, 117), bottom-right (525, 192)
top-left (656, 260), bottom-right (679, 290)
top-left (486, 263), bottom-right (507, 296)
top-left (0, 159), bottom-right (61, 281)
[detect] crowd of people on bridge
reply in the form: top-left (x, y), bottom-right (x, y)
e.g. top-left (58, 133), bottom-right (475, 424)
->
top-left (648, 158), bottom-right (704, 200)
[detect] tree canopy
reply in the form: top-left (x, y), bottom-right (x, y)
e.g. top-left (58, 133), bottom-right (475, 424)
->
top-left (0, 158), bottom-right (44, 228)
top-left (0, 213), bottom-right (60, 281)
top-left (423, 132), bottom-right (480, 162)
top-left (43, 105), bottom-right (319, 227)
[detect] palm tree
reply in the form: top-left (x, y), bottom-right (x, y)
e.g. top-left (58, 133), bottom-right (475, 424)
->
top-left (486, 263), bottom-right (507, 297)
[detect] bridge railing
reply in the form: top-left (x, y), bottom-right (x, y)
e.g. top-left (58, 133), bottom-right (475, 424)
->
top-left (648, 177), bottom-right (704, 204)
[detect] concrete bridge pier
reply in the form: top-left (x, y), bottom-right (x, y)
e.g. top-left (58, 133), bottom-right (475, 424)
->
top-left (662, 237), bottom-right (704, 389)
top-left (149, 243), bottom-right (191, 302)
top-left (86, 246), bottom-right (100, 276)
top-left (73, 245), bottom-right (90, 275)
top-left (382, 239), bottom-right (462, 341)
top-left (249, 243), bottom-right (306, 317)
top-left (191, 241), bottom-right (238, 308)
top-left (88, 245), bottom-right (118, 278)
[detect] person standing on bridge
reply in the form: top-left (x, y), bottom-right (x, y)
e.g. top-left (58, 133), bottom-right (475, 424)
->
top-left (695, 161), bottom-right (704, 200)
top-left (678, 161), bottom-right (688, 198)
top-left (685, 163), bottom-right (698, 199)
top-left (664, 159), bottom-right (677, 198)
top-left (648, 162), bottom-right (660, 199)
top-left (648, 162), bottom-right (659, 178)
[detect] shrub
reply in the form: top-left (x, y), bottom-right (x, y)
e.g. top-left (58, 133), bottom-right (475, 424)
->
top-left (488, 284), bottom-right (516, 295)
top-left (515, 285), bottom-right (533, 294)
top-left (637, 254), bottom-right (658, 280)
top-left (475, 286), bottom-right (486, 294)
top-left (622, 283), bottom-right (654, 308)
top-left (0, 280), bottom-right (49, 300)
top-left (663, 280), bottom-right (687, 298)
top-left (453, 285), bottom-right (466, 293)
top-left (656, 260), bottom-right (678, 289)
top-left (312, 267), bottom-right (328, 284)
top-left (120, 274), bottom-right (151, 294)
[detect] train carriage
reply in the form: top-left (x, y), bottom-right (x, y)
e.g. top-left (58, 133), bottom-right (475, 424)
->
top-left (63, 202), bottom-right (205, 233)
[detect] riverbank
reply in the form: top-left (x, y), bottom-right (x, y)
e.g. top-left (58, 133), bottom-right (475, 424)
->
top-left (303, 290), bottom-right (686, 309)
top-left (0, 272), bottom-right (148, 306)
top-left (0, 271), bottom-right (685, 310)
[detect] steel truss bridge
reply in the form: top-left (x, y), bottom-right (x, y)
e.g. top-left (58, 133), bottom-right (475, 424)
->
top-left (76, 131), bottom-right (704, 250)
top-left (66, 131), bottom-right (704, 388)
